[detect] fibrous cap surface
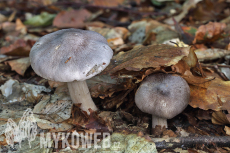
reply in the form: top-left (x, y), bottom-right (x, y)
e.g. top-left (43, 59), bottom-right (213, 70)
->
top-left (135, 73), bottom-right (190, 119)
top-left (30, 28), bottom-right (113, 82)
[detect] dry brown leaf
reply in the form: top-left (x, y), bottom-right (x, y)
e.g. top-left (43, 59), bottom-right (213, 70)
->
top-left (48, 80), bottom-right (65, 88)
top-left (225, 126), bottom-right (230, 135)
top-left (189, 78), bottom-right (230, 112)
top-left (102, 89), bottom-right (132, 109)
top-left (88, 26), bottom-right (129, 48)
top-left (0, 39), bottom-right (35, 56)
top-left (162, 130), bottom-right (177, 137)
top-left (53, 9), bottom-right (92, 28)
top-left (6, 57), bottom-right (30, 76)
top-left (69, 104), bottom-right (89, 126)
top-left (102, 44), bottom-right (190, 75)
top-left (196, 109), bottom-right (212, 120)
top-left (183, 47), bottom-right (198, 69)
top-left (85, 21), bottom-right (111, 28)
top-left (193, 22), bottom-right (227, 44)
top-left (87, 74), bottom-right (134, 98)
top-left (69, 107), bottom-right (112, 133)
top-left (212, 111), bottom-right (230, 125)
top-left (171, 59), bottom-right (209, 86)
top-left (84, 110), bottom-right (113, 133)
top-left (15, 18), bottom-right (27, 34)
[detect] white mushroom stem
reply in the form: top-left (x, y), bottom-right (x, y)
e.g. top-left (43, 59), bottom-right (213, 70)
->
top-left (67, 80), bottom-right (98, 114)
top-left (152, 115), bottom-right (168, 128)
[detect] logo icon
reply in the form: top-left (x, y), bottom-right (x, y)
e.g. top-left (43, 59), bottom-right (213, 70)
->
top-left (5, 108), bottom-right (37, 148)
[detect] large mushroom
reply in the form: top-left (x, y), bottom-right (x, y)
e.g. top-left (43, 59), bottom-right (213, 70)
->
top-left (135, 73), bottom-right (190, 128)
top-left (30, 28), bottom-right (113, 114)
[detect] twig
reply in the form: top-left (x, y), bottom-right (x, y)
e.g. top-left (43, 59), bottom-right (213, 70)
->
top-left (152, 136), bottom-right (230, 149)
top-left (213, 65), bottom-right (229, 81)
top-left (201, 63), bottom-right (230, 68)
top-left (201, 63), bottom-right (229, 81)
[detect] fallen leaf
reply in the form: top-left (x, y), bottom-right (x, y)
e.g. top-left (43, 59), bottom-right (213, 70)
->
top-left (48, 80), bottom-right (65, 88)
top-left (15, 18), bottom-right (27, 34)
top-left (103, 44), bottom-right (190, 75)
top-left (196, 109), bottom-right (212, 120)
top-left (189, 78), bottom-right (230, 112)
top-left (225, 126), bottom-right (230, 135)
top-left (103, 89), bottom-right (133, 109)
top-left (6, 57), bottom-right (31, 76)
top-left (35, 117), bottom-right (73, 132)
top-left (70, 104), bottom-right (89, 126)
top-left (24, 12), bottom-right (56, 27)
top-left (193, 22), bottom-right (227, 44)
top-left (53, 9), bottom-right (91, 28)
top-left (0, 39), bottom-right (35, 56)
top-left (195, 48), bottom-right (230, 62)
top-left (212, 111), bottom-right (230, 125)
top-left (84, 110), bottom-right (112, 133)
top-left (33, 94), bottom-right (72, 123)
top-left (128, 19), bottom-right (176, 44)
top-left (87, 74), bottom-right (133, 98)
top-left (88, 26), bottom-right (129, 48)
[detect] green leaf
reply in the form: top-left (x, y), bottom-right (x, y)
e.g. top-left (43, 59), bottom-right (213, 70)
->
top-left (150, 0), bottom-right (163, 6)
top-left (24, 12), bottom-right (56, 27)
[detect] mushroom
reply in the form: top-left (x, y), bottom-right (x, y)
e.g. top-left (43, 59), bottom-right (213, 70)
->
top-left (135, 73), bottom-right (190, 128)
top-left (29, 28), bottom-right (113, 114)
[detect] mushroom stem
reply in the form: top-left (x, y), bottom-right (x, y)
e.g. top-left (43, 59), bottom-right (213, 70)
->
top-left (152, 115), bottom-right (167, 128)
top-left (67, 80), bottom-right (98, 114)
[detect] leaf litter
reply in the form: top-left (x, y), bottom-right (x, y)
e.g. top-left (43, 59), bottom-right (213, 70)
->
top-left (1, 0), bottom-right (230, 152)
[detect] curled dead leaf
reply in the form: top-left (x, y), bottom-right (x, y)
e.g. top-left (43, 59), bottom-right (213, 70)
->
top-left (103, 44), bottom-right (190, 75)
top-left (224, 126), bottom-right (230, 135)
top-left (212, 111), bottom-right (230, 125)
top-left (6, 57), bottom-right (31, 76)
top-left (193, 22), bottom-right (226, 43)
top-left (189, 78), bottom-right (230, 112)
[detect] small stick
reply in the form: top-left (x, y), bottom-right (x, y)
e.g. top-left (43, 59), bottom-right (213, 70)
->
top-left (152, 136), bottom-right (230, 149)
top-left (201, 63), bottom-right (230, 68)
top-left (65, 57), bottom-right (71, 63)
top-left (213, 65), bottom-right (229, 81)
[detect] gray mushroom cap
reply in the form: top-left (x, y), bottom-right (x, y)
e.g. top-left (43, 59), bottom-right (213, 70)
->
top-left (29, 28), bottom-right (113, 82)
top-left (135, 73), bottom-right (190, 119)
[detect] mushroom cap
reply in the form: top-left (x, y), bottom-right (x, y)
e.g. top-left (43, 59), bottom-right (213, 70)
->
top-left (29, 28), bottom-right (113, 82)
top-left (135, 73), bottom-right (190, 119)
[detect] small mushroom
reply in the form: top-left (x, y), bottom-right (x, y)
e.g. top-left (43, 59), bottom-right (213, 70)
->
top-left (135, 73), bottom-right (190, 128)
top-left (30, 28), bottom-right (113, 114)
